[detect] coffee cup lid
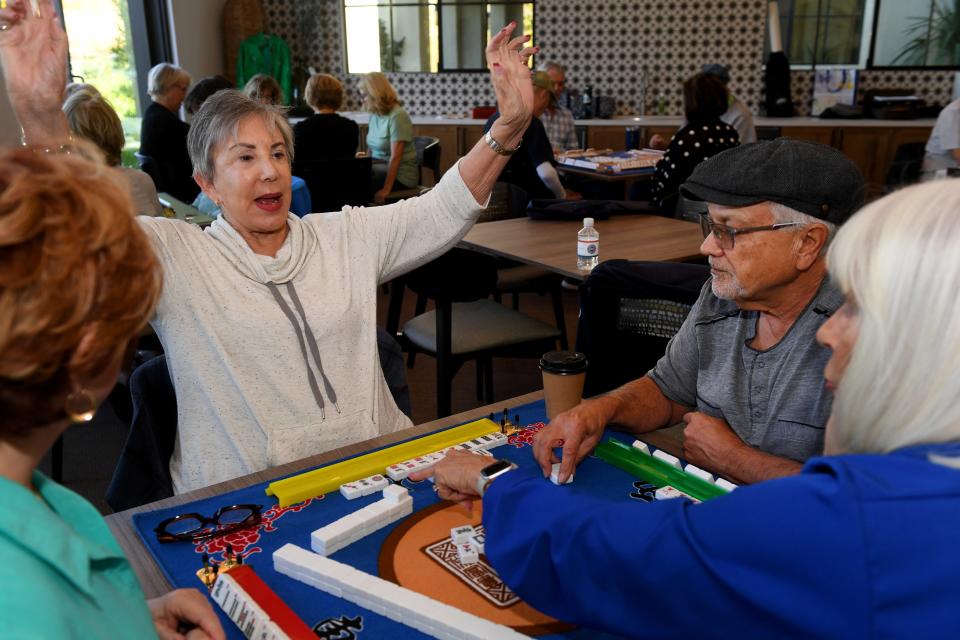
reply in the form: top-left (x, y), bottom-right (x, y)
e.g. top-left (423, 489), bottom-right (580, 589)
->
top-left (539, 350), bottom-right (588, 375)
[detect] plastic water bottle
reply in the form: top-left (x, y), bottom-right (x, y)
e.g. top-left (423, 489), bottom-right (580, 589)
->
top-left (577, 218), bottom-right (599, 271)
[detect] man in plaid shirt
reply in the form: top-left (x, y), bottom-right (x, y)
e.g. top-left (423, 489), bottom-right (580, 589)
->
top-left (538, 63), bottom-right (579, 152)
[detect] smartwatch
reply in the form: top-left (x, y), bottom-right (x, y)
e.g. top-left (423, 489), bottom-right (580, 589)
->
top-left (477, 460), bottom-right (518, 496)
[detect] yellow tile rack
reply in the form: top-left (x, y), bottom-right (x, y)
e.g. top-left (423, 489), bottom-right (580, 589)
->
top-left (265, 418), bottom-right (501, 507)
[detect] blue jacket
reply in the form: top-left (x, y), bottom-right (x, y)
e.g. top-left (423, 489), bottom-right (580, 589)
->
top-left (483, 442), bottom-right (960, 639)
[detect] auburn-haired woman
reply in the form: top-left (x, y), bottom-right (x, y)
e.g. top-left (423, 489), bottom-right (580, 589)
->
top-left (0, 138), bottom-right (223, 638)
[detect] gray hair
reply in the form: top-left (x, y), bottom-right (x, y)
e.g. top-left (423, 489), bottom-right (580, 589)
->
top-left (826, 180), bottom-right (960, 455)
top-left (769, 201), bottom-right (837, 255)
top-left (187, 90), bottom-right (294, 182)
top-left (540, 62), bottom-right (566, 74)
top-left (147, 63), bottom-right (191, 99)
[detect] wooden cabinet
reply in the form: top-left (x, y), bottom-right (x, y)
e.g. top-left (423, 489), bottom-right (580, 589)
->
top-left (839, 128), bottom-right (893, 187)
top-left (780, 127), bottom-right (838, 147)
top-left (643, 126), bottom-right (678, 147)
top-left (586, 126), bottom-right (630, 149)
top-left (412, 124), bottom-right (486, 185)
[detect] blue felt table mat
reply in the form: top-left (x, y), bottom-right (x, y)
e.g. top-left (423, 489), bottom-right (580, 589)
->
top-left (133, 400), bottom-right (651, 639)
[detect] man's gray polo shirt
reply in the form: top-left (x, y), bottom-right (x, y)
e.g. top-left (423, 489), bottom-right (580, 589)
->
top-left (648, 279), bottom-right (843, 462)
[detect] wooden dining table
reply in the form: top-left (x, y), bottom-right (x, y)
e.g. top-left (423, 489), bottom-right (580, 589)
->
top-left (104, 390), bottom-right (685, 599)
top-left (459, 214), bottom-right (705, 281)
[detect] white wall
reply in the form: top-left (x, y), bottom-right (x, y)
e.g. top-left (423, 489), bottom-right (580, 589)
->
top-left (167, 0), bottom-right (227, 80)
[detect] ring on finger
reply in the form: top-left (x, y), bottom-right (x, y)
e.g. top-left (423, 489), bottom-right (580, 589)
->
top-left (431, 484), bottom-right (438, 492)
top-left (0, 23), bottom-right (9, 31)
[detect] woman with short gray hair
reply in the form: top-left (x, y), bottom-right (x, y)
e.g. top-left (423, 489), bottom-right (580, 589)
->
top-left (140, 62), bottom-right (197, 202)
top-left (2, 11), bottom-right (539, 493)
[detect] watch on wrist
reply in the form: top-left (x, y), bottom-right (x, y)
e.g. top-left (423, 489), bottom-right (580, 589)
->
top-left (484, 130), bottom-right (522, 156)
top-left (476, 460), bottom-right (518, 496)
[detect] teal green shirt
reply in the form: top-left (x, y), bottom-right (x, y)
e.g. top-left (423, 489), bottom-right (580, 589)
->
top-left (0, 472), bottom-right (157, 639)
top-left (366, 105), bottom-right (419, 189)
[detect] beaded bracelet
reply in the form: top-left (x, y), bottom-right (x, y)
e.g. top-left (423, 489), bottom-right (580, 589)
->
top-left (20, 127), bottom-right (77, 155)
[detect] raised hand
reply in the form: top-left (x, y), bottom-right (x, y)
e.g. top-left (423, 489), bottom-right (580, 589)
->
top-left (485, 22), bottom-right (537, 140)
top-left (0, 0), bottom-right (70, 143)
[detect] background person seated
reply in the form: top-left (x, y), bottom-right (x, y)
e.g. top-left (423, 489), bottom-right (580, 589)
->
top-left (139, 62), bottom-right (198, 202)
top-left (539, 139), bottom-right (865, 485)
top-left (63, 88), bottom-right (162, 216)
top-left (922, 96), bottom-right (960, 178)
top-left (538, 61), bottom-right (578, 152)
top-left (183, 74), bottom-right (232, 118)
top-left (243, 73), bottom-right (283, 106)
top-left (484, 70), bottom-right (571, 201)
top-left (701, 63), bottom-right (757, 144)
top-left (360, 71), bottom-right (418, 203)
top-left (293, 73), bottom-right (359, 162)
top-left (419, 179), bottom-right (960, 637)
top-left (631, 73), bottom-right (739, 213)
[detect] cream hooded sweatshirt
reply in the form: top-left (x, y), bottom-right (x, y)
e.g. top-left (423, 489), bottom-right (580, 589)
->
top-left (138, 164), bottom-right (483, 493)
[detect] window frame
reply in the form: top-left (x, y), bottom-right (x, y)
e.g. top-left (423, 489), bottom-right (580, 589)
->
top-left (342, 0), bottom-right (535, 74)
top-left (867, 0), bottom-right (960, 70)
top-left (776, 0), bottom-right (877, 70)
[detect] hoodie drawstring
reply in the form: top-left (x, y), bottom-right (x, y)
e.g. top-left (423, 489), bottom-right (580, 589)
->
top-left (266, 281), bottom-right (341, 420)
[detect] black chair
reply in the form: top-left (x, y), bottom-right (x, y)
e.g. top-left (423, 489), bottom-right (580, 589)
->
top-left (884, 141), bottom-right (926, 192)
top-left (398, 248), bottom-right (562, 418)
top-left (106, 332), bottom-right (412, 510)
top-left (106, 354), bottom-right (177, 511)
top-left (383, 136), bottom-right (442, 202)
top-left (416, 136), bottom-right (441, 184)
top-left (484, 183), bottom-right (569, 350)
top-left (576, 259), bottom-right (710, 397)
top-left (134, 151), bottom-right (161, 189)
top-left (294, 156), bottom-right (373, 212)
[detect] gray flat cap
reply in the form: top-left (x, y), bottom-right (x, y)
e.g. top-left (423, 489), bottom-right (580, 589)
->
top-left (679, 139), bottom-right (865, 226)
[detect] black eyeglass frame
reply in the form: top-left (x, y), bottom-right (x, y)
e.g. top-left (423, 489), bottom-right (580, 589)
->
top-left (154, 504), bottom-right (263, 543)
top-left (699, 214), bottom-right (804, 250)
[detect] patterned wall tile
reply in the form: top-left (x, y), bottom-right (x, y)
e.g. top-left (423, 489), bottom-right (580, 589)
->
top-left (263, 0), bottom-right (956, 118)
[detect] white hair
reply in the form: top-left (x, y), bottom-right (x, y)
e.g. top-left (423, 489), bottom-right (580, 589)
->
top-left (148, 63), bottom-right (191, 99)
top-left (826, 180), bottom-right (960, 455)
top-left (187, 90), bottom-right (293, 182)
top-left (768, 202), bottom-right (837, 254)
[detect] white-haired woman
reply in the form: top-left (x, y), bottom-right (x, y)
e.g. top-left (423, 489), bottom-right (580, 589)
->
top-left (139, 61), bottom-right (197, 202)
top-left (414, 180), bottom-right (960, 637)
top-left (1, 1), bottom-right (537, 494)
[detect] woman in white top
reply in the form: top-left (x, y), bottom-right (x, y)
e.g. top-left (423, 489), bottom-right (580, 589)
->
top-left (2, 1), bottom-right (538, 493)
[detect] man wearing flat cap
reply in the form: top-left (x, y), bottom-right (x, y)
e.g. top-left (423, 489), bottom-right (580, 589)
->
top-left (534, 139), bottom-right (865, 485)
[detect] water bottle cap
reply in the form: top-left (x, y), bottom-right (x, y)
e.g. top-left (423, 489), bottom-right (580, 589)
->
top-left (583, 217), bottom-right (594, 227)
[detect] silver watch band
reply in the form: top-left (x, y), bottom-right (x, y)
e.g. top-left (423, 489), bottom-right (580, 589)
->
top-left (476, 461), bottom-right (518, 496)
top-left (484, 130), bottom-right (522, 156)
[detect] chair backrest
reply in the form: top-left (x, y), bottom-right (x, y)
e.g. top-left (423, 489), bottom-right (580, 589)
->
top-left (105, 354), bottom-right (177, 511)
top-left (576, 259), bottom-right (710, 397)
top-left (294, 156), bottom-right (373, 212)
top-left (404, 248), bottom-right (498, 303)
top-left (885, 141), bottom-right (926, 189)
top-left (414, 136), bottom-right (441, 184)
top-left (134, 152), bottom-right (161, 189)
top-left (479, 182), bottom-right (529, 223)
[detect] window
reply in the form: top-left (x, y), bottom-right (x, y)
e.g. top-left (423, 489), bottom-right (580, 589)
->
top-left (775, 0), bottom-right (875, 68)
top-left (60, 0), bottom-right (142, 166)
top-left (871, 0), bottom-right (960, 68)
top-left (343, 0), bottom-right (534, 73)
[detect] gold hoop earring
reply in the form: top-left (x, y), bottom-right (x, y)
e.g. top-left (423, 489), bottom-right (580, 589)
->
top-left (64, 389), bottom-right (97, 423)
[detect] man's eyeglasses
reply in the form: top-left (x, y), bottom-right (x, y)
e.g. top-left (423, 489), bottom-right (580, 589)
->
top-left (699, 214), bottom-right (803, 250)
top-left (154, 504), bottom-right (262, 543)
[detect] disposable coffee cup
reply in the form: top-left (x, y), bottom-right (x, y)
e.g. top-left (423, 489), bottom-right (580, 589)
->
top-left (539, 351), bottom-right (588, 421)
